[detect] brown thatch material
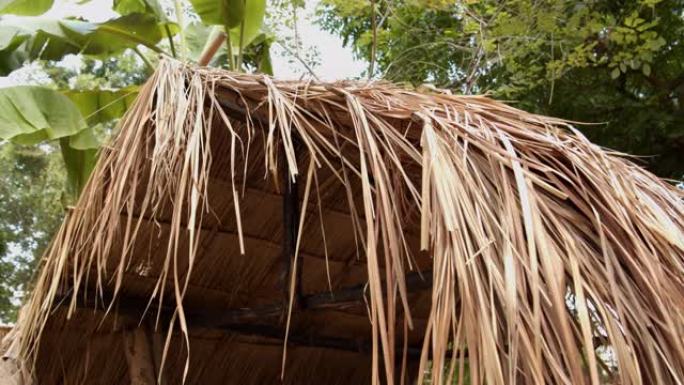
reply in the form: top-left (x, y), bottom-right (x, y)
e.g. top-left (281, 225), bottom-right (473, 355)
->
top-left (2, 59), bottom-right (684, 385)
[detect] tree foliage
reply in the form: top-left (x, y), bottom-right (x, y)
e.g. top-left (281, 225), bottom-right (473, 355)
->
top-left (0, 0), bottom-right (277, 194)
top-left (0, 53), bottom-right (146, 322)
top-left (0, 0), bottom-right (280, 322)
top-left (0, 0), bottom-right (53, 16)
top-left (319, 0), bottom-right (684, 178)
top-left (0, 143), bottom-right (64, 321)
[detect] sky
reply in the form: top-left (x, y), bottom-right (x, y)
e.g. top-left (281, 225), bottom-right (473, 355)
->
top-left (268, 2), bottom-right (367, 80)
top-left (0, 0), bottom-right (366, 87)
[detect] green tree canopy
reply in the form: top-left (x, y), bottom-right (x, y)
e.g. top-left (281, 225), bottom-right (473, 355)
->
top-left (319, 0), bottom-right (684, 178)
top-left (0, 143), bottom-right (64, 321)
top-left (0, 52), bottom-right (147, 321)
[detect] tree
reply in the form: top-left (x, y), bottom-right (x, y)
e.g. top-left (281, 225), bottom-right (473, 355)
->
top-left (0, 0), bottom-right (275, 321)
top-left (0, 51), bottom-right (146, 322)
top-left (319, 0), bottom-right (684, 178)
top-left (0, 143), bottom-right (64, 321)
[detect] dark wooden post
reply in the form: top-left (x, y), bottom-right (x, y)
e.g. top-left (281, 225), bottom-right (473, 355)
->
top-left (146, 320), bottom-right (165, 385)
top-left (124, 328), bottom-right (156, 385)
top-left (280, 141), bottom-right (302, 315)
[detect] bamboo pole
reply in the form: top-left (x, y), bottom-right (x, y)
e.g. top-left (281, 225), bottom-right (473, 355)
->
top-left (198, 32), bottom-right (227, 66)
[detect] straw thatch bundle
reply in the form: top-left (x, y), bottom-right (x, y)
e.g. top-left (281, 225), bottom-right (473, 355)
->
top-left (2, 59), bottom-right (683, 385)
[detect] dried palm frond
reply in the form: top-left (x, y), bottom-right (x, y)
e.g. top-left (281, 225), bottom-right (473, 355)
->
top-left (11, 59), bottom-right (684, 385)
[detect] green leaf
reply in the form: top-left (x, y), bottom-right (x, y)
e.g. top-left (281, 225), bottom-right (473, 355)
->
top-left (190, 0), bottom-right (245, 28)
top-left (258, 41), bottom-right (273, 75)
top-left (636, 20), bottom-right (658, 32)
top-left (189, 0), bottom-right (265, 51)
top-left (64, 14), bottom-right (167, 55)
top-left (113, 0), bottom-right (166, 20)
top-left (184, 22), bottom-right (214, 61)
top-left (63, 86), bottom-right (139, 125)
top-left (0, 0), bottom-right (53, 15)
top-left (59, 136), bottom-right (98, 197)
top-left (610, 67), bottom-right (621, 79)
top-left (12, 18), bottom-right (82, 61)
top-left (227, 0), bottom-right (266, 49)
top-left (610, 31), bottom-right (623, 44)
top-left (642, 63), bottom-right (652, 77)
top-left (225, 0), bottom-right (246, 28)
top-left (0, 86), bottom-right (86, 144)
top-left (0, 86), bottom-right (100, 197)
top-left (67, 125), bottom-right (99, 150)
top-left (0, 25), bottom-right (27, 51)
top-left (2, 14), bottom-right (169, 65)
top-left (0, 25), bottom-right (29, 75)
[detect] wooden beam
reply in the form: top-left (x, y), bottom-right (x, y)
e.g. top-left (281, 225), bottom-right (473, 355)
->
top-left (146, 320), bottom-right (165, 385)
top-left (54, 269), bottom-right (435, 363)
top-left (56, 269), bottom-right (431, 330)
top-left (304, 270), bottom-right (432, 310)
top-left (58, 294), bottom-right (437, 360)
top-left (124, 327), bottom-right (156, 385)
top-left (209, 322), bottom-right (434, 359)
top-left (195, 269), bottom-right (431, 328)
top-left (281, 149), bottom-right (298, 311)
top-left (215, 91), bottom-right (268, 126)
top-left (116, 209), bottom-right (351, 267)
top-left (280, 137), bottom-right (303, 314)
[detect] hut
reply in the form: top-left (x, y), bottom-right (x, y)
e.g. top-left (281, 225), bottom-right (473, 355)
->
top-left (1, 59), bottom-right (683, 385)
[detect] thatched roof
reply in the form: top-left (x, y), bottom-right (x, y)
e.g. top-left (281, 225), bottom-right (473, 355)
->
top-left (2, 59), bottom-right (684, 385)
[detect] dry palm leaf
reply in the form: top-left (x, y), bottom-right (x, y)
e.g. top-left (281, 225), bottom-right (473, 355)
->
top-left (11, 59), bottom-right (684, 385)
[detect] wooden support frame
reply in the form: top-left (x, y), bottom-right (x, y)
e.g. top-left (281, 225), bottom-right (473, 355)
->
top-left (56, 93), bottom-right (436, 360)
top-left (280, 142), bottom-right (302, 313)
top-left (196, 270), bottom-right (431, 328)
top-left (54, 270), bottom-right (434, 360)
top-left (205, 322), bottom-right (431, 359)
top-left (56, 271), bottom-right (432, 327)
top-left (124, 327), bottom-right (156, 385)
